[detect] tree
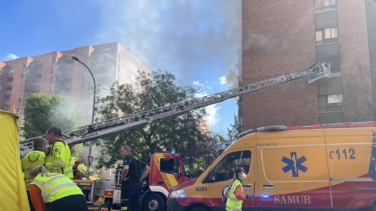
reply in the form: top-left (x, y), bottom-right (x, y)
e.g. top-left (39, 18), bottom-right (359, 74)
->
top-left (343, 60), bottom-right (376, 121)
top-left (22, 93), bottom-right (86, 139)
top-left (227, 114), bottom-right (240, 143)
top-left (96, 70), bottom-right (206, 167)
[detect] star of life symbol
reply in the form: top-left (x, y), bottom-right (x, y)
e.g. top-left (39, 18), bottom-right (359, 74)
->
top-left (282, 152), bottom-right (308, 177)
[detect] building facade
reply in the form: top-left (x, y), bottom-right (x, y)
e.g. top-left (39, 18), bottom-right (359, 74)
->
top-left (0, 42), bottom-right (150, 122)
top-left (241, 0), bottom-right (376, 130)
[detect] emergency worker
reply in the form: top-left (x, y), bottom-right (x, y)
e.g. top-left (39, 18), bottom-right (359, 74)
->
top-left (45, 126), bottom-right (73, 178)
top-left (225, 167), bottom-right (253, 211)
top-left (120, 145), bottom-right (150, 211)
top-left (28, 165), bottom-right (88, 211)
top-left (21, 138), bottom-right (48, 211)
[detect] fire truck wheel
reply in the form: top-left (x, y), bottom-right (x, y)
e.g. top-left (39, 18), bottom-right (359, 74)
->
top-left (188, 207), bottom-right (209, 211)
top-left (144, 194), bottom-right (165, 211)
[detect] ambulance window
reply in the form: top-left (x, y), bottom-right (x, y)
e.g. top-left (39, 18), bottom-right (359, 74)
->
top-left (205, 150), bottom-right (251, 183)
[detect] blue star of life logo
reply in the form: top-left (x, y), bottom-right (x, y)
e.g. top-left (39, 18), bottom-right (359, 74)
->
top-left (282, 152), bottom-right (308, 177)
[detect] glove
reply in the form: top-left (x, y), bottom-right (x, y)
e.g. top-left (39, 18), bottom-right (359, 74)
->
top-left (246, 194), bottom-right (252, 199)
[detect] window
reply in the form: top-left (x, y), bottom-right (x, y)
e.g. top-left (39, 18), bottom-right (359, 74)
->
top-left (6, 86), bottom-right (12, 90)
top-left (51, 67), bottom-right (54, 74)
top-left (5, 94), bottom-right (11, 100)
top-left (21, 71), bottom-right (24, 78)
top-left (26, 82), bottom-right (30, 88)
top-left (63, 78), bottom-right (73, 83)
top-left (316, 28), bottom-right (338, 44)
top-left (204, 150), bottom-right (251, 183)
top-left (97, 53), bottom-right (111, 60)
top-left (50, 76), bottom-right (53, 83)
top-left (49, 86), bottom-right (53, 93)
top-left (8, 69), bottom-right (14, 75)
top-left (4, 102), bottom-right (10, 109)
top-left (65, 59), bottom-right (74, 64)
top-left (18, 99), bottom-right (22, 106)
top-left (64, 68), bottom-right (73, 74)
top-left (0, 77), bottom-right (2, 83)
top-left (34, 82), bottom-right (41, 87)
top-left (328, 94), bottom-right (342, 104)
top-left (52, 57), bottom-right (56, 64)
top-left (36, 73), bottom-right (42, 78)
top-left (314, 0), bottom-right (337, 12)
top-left (23, 63), bottom-right (26, 69)
top-left (19, 90), bottom-right (23, 97)
top-left (0, 68), bottom-right (3, 75)
top-left (8, 77), bottom-right (13, 82)
top-left (160, 158), bottom-right (181, 174)
top-left (27, 72), bottom-right (31, 78)
top-left (35, 64), bottom-right (43, 69)
top-left (20, 81), bottom-right (24, 87)
top-left (25, 91), bottom-right (29, 97)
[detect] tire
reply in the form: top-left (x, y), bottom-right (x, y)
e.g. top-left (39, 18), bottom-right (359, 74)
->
top-left (144, 194), bottom-right (165, 211)
top-left (189, 207), bottom-right (209, 211)
top-left (97, 203), bottom-right (111, 211)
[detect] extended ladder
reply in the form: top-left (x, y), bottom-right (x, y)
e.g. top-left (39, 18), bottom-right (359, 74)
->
top-left (19, 62), bottom-right (331, 155)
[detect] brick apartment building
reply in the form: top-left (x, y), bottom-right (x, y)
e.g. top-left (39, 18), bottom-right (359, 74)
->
top-left (0, 42), bottom-right (150, 122)
top-left (241, 0), bottom-right (376, 130)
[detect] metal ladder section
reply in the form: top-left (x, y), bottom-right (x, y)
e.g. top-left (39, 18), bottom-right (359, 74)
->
top-left (19, 62), bottom-right (331, 155)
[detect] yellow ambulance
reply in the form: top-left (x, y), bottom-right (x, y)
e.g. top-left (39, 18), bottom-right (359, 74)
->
top-left (167, 122), bottom-right (376, 211)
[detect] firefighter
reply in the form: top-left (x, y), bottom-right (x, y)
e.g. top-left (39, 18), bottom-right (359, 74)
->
top-left (225, 167), bottom-right (253, 211)
top-left (21, 138), bottom-right (48, 211)
top-left (120, 145), bottom-right (150, 211)
top-left (28, 165), bottom-right (88, 211)
top-left (45, 126), bottom-right (73, 179)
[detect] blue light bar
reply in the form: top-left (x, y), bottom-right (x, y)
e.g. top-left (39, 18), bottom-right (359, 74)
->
top-left (262, 194), bottom-right (269, 198)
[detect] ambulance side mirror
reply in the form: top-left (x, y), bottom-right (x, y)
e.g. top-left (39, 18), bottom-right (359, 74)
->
top-left (209, 168), bottom-right (216, 181)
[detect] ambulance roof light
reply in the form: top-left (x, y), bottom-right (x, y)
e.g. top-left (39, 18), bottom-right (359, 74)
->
top-left (257, 125), bottom-right (288, 132)
top-left (321, 122), bottom-right (346, 126)
top-left (348, 121), bottom-right (375, 125)
top-left (237, 129), bottom-right (254, 139)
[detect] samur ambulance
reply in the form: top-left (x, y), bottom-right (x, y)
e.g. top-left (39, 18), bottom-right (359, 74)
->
top-left (167, 122), bottom-right (376, 211)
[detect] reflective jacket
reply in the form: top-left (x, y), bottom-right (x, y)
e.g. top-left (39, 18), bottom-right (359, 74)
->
top-left (45, 140), bottom-right (73, 178)
top-left (21, 149), bottom-right (46, 190)
top-left (30, 172), bottom-right (83, 203)
top-left (226, 179), bottom-right (243, 211)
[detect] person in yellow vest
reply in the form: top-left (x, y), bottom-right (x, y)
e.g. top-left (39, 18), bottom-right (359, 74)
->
top-left (225, 167), bottom-right (253, 211)
top-left (45, 126), bottom-right (73, 178)
top-left (29, 165), bottom-right (88, 211)
top-left (21, 138), bottom-right (48, 211)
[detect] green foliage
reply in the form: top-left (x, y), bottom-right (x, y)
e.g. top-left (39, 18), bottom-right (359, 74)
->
top-left (22, 93), bottom-right (86, 139)
top-left (96, 70), bottom-right (206, 168)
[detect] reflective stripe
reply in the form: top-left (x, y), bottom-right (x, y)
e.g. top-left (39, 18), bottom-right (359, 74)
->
top-left (46, 183), bottom-right (78, 202)
top-left (40, 175), bottom-right (67, 202)
top-left (226, 206), bottom-right (241, 211)
top-left (229, 196), bottom-right (240, 201)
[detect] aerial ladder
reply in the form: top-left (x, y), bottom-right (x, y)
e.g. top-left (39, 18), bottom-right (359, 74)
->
top-left (18, 62), bottom-right (331, 210)
top-left (19, 62), bottom-right (331, 155)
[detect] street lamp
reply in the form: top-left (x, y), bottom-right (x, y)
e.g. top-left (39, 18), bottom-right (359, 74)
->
top-left (71, 56), bottom-right (96, 178)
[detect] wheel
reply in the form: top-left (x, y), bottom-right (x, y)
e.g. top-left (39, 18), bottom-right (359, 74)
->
top-left (189, 207), bottom-right (209, 211)
top-left (97, 203), bottom-right (111, 211)
top-left (143, 194), bottom-right (165, 211)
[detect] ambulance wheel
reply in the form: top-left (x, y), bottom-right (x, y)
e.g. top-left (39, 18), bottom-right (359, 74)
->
top-left (371, 200), bottom-right (376, 211)
top-left (144, 193), bottom-right (165, 211)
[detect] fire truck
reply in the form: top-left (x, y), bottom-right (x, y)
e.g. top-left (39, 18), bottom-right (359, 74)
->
top-left (18, 62), bottom-right (331, 211)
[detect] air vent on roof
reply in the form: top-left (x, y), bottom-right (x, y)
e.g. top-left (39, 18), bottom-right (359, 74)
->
top-left (257, 125), bottom-right (288, 132)
top-left (237, 129), bottom-right (254, 139)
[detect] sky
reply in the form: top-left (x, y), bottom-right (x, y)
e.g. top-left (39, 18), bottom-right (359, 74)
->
top-left (0, 0), bottom-right (242, 133)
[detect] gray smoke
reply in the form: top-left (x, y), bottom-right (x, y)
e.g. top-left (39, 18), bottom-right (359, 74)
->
top-left (243, 30), bottom-right (279, 55)
top-left (93, 0), bottom-right (242, 88)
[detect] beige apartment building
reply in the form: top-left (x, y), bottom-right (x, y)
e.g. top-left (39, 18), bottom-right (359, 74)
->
top-left (0, 42), bottom-right (150, 122)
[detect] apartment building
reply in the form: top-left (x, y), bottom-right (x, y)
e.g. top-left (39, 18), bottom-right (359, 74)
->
top-left (0, 42), bottom-right (150, 122)
top-left (241, 0), bottom-right (376, 130)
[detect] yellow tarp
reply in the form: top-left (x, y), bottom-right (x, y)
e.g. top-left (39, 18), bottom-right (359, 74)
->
top-left (0, 110), bottom-right (29, 211)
